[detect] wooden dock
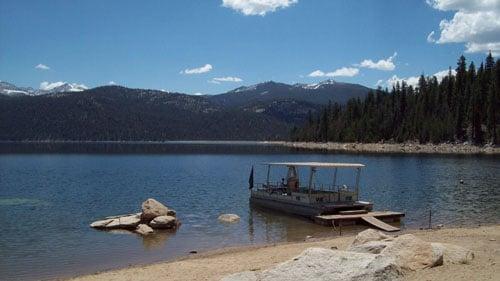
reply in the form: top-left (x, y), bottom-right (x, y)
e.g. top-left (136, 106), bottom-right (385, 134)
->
top-left (314, 211), bottom-right (405, 232)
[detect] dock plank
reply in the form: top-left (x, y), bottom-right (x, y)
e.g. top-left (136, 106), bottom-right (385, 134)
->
top-left (316, 211), bottom-right (404, 220)
top-left (361, 216), bottom-right (400, 232)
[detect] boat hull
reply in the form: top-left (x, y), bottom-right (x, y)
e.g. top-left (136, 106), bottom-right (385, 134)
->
top-left (250, 194), bottom-right (373, 218)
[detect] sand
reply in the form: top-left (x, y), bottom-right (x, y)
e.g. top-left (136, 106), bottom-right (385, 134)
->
top-left (271, 141), bottom-right (500, 155)
top-left (68, 225), bottom-right (500, 281)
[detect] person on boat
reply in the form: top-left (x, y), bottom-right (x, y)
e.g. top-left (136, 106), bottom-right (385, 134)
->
top-left (281, 178), bottom-right (286, 187)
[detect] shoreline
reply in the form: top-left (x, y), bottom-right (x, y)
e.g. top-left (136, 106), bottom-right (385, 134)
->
top-left (68, 224), bottom-right (500, 281)
top-left (271, 141), bottom-right (500, 155)
top-left (1, 140), bottom-right (499, 155)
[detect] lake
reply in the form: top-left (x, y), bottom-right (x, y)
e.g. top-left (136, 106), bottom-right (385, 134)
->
top-left (0, 142), bottom-right (499, 281)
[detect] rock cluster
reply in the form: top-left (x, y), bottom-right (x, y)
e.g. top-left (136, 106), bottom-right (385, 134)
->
top-left (90, 198), bottom-right (180, 235)
top-left (222, 229), bottom-right (474, 281)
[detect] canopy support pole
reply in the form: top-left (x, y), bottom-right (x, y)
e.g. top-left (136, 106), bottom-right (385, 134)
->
top-left (355, 168), bottom-right (361, 201)
top-left (308, 167), bottom-right (316, 197)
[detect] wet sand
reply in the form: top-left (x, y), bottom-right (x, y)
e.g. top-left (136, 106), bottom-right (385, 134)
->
top-left (68, 225), bottom-right (499, 281)
top-left (272, 141), bottom-right (500, 155)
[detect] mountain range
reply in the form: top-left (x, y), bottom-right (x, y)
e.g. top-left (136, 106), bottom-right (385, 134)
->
top-left (0, 80), bottom-right (371, 141)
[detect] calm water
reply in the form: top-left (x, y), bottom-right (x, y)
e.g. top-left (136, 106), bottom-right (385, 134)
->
top-left (0, 142), bottom-right (499, 281)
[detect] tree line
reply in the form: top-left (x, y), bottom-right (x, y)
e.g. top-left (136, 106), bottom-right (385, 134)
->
top-left (291, 53), bottom-right (500, 145)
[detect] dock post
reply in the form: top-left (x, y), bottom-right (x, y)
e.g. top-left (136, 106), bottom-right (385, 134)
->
top-left (428, 209), bottom-right (432, 229)
top-left (266, 164), bottom-right (270, 188)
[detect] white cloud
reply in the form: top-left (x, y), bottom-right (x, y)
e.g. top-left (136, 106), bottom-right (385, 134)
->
top-left (210, 76), bottom-right (243, 84)
top-left (222, 0), bottom-right (297, 16)
top-left (427, 0), bottom-right (500, 55)
top-left (108, 81), bottom-right (116, 85)
top-left (358, 52), bottom-right (397, 71)
top-left (308, 67), bottom-right (359, 78)
top-left (433, 69), bottom-right (457, 81)
top-left (193, 92), bottom-right (204, 96)
top-left (35, 63), bottom-right (50, 70)
top-left (181, 64), bottom-right (213, 74)
top-left (427, 31), bottom-right (436, 43)
top-left (385, 69), bottom-right (457, 88)
top-left (375, 79), bottom-right (384, 87)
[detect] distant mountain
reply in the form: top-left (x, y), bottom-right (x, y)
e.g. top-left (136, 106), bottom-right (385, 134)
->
top-left (0, 81), bottom-right (87, 96)
top-left (209, 79), bottom-right (371, 108)
top-left (0, 80), bottom-right (372, 141)
top-left (0, 81), bottom-right (35, 96)
top-left (0, 86), bottom-right (289, 141)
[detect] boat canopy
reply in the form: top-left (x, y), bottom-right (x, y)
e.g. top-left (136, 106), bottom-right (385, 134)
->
top-left (262, 162), bottom-right (365, 168)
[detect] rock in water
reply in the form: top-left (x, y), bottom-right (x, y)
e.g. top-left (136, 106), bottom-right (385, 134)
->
top-left (141, 198), bottom-right (173, 221)
top-left (135, 224), bottom-right (154, 235)
top-left (90, 213), bottom-right (141, 229)
top-left (218, 214), bottom-right (240, 223)
top-left (90, 218), bottom-right (114, 228)
top-left (222, 248), bottom-right (402, 281)
top-left (149, 215), bottom-right (177, 229)
top-left (431, 243), bottom-right (474, 264)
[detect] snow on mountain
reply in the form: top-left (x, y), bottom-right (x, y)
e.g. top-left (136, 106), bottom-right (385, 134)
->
top-left (0, 81), bottom-right (35, 96)
top-left (36, 81), bottom-right (88, 95)
top-left (0, 81), bottom-right (88, 96)
top-left (295, 79), bottom-right (338, 90)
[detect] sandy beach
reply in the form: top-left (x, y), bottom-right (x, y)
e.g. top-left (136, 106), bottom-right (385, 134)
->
top-left (68, 224), bottom-right (499, 281)
top-left (272, 141), bottom-right (500, 155)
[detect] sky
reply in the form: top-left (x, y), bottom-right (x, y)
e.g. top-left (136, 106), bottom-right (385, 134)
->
top-left (1, 0), bottom-right (498, 95)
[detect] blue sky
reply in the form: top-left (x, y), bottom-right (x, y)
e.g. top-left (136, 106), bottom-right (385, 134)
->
top-left (0, 0), bottom-right (497, 94)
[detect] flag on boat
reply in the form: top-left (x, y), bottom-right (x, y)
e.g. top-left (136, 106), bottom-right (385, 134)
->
top-left (248, 165), bottom-right (254, 189)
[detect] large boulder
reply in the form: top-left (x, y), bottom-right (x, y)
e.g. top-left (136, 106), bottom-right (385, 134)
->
top-left (218, 214), bottom-right (240, 223)
top-left (350, 229), bottom-right (391, 247)
top-left (90, 213), bottom-right (141, 229)
top-left (135, 224), bottom-right (154, 235)
top-left (149, 215), bottom-right (178, 229)
top-left (141, 198), bottom-right (175, 221)
top-left (431, 243), bottom-right (474, 264)
top-left (380, 234), bottom-right (443, 271)
top-left (222, 248), bottom-right (402, 281)
top-left (349, 239), bottom-right (393, 254)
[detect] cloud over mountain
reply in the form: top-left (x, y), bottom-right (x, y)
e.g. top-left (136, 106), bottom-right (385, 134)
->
top-left (358, 52), bottom-right (397, 71)
top-left (427, 0), bottom-right (500, 55)
top-left (222, 0), bottom-right (297, 16)
top-left (35, 64), bottom-right (50, 70)
top-left (308, 67), bottom-right (359, 78)
top-left (181, 64), bottom-right (213, 74)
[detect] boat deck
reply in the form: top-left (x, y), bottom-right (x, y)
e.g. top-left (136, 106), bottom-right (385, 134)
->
top-left (314, 211), bottom-right (405, 232)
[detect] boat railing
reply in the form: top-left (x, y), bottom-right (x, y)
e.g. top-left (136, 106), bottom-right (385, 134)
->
top-left (254, 183), bottom-right (358, 202)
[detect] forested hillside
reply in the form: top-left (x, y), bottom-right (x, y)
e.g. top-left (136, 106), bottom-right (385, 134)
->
top-left (291, 53), bottom-right (500, 145)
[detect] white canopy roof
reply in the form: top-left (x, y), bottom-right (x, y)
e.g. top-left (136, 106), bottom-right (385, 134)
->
top-left (263, 162), bottom-right (365, 168)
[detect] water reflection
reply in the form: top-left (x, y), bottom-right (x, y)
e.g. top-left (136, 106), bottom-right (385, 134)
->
top-left (142, 230), bottom-right (173, 250)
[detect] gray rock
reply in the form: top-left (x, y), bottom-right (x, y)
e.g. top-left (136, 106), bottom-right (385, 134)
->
top-left (431, 243), bottom-right (474, 264)
top-left (90, 213), bottom-right (141, 229)
top-left (380, 234), bottom-right (443, 271)
top-left (350, 229), bottom-right (391, 247)
top-left (135, 224), bottom-right (154, 235)
top-left (90, 218), bottom-right (114, 228)
top-left (149, 215), bottom-right (177, 229)
top-left (218, 214), bottom-right (240, 223)
top-left (141, 198), bottom-right (173, 221)
top-left (222, 248), bottom-right (402, 281)
top-left (348, 239), bottom-right (392, 254)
